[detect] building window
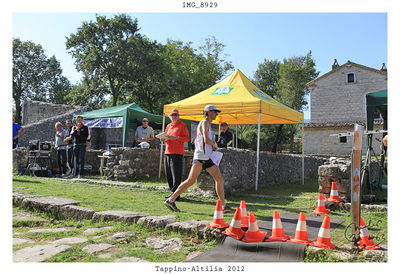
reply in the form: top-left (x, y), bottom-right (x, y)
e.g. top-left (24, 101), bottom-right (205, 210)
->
top-left (339, 136), bottom-right (347, 143)
top-left (347, 73), bottom-right (355, 83)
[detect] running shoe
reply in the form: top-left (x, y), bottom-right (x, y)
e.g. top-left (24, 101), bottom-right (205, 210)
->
top-left (223, 204), bottom-right (235, 213)
top-left (164, 199), bottom-right (181, 212)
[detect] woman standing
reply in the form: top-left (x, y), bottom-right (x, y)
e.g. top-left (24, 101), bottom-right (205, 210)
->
top-left (162, 109), bottom-right (190, 200)
top-left (55, 122), bottom-right (68, 176)
top-left (64, 116), bottom-right (91, 178)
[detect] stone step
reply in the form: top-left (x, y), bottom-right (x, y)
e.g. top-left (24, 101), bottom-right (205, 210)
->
top-left (13, 244), bottom-right (71, 262)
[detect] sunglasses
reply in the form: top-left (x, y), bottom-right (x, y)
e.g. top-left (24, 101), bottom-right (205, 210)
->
top-left (142, 120), bottom-right (148, 123)
top-left (171, 114), bottom-right (179, 117)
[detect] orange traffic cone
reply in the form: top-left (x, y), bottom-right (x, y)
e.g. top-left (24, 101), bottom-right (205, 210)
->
top-left (242, 212), bottom-right (268, 243)
top-left (325, 181), bottom-right (344, 203)
top-left (358, 217), bottom-right (381, 250)
top-left (206, 200), bottom-right (230, 229)
top-left (266, 210), bottom-right (291, 242)
top-left (222, 208), bottom-right (245, 240)
top-left (310, 215), bottom-right (336, 250)
top-left (240, 200), bottom-right (249, 229)
top-left (288, 212), bottom-right (311, 245)
top-left (313, 193), bottom-right (330, 215)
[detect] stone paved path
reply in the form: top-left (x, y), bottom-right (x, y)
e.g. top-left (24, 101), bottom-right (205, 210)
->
top-left (12, 209), bottom-right (190, 263)
top-left (13, 244), bottom-right (71, 262)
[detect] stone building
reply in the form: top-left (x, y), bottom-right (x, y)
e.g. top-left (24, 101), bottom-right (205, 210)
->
top-left (304, 60), bottom-right (387, 156)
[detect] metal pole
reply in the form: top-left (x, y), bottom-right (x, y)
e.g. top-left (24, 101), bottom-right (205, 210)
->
top-left (255, 112), bottom-right (261, 191)
top-left (302, 121), bottom-right (305, 185)
top-left (236, 125), bottom-right (238, 148)
top-left (158, 115), bottom-right (166, 178)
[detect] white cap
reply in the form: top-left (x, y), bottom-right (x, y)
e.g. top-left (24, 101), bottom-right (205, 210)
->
top-left (204, 105), bottom-right (221, 112)
top-left (139, 142), bottom-right (150, 149)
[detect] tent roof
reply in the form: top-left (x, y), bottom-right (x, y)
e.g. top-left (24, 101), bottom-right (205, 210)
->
top-left (75, 103), bottom-right (163, 124)
top-left (366, 89), bottom-right (387, 130)
top-left (366, 89), bottom-right (387, 108)
top-left (164, 69), bottom-right (303, 125)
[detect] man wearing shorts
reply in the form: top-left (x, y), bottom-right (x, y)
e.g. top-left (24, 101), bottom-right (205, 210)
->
top-left (164, 105), bottom-right (234, 213)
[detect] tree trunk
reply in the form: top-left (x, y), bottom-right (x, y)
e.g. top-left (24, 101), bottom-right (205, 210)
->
top-left (14, 93), bottom-right (22, 124)
top-left (271, 124), bottom-right (284, 153)
top-left (289, 124), bottom-right (295, 153)
top-left (109, 76), bottom-right (118, 106)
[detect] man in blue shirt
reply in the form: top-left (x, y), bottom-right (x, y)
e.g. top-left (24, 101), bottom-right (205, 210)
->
top-left (13, 117), bottom-right (24, 149)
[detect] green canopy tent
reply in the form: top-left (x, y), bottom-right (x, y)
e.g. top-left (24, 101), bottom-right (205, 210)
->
top-left (364, 89), bottom-right (387, 190)
top-left (74, 103), bottom-right (164, 147)
top-left (366, 89), bottom-right (387, 131)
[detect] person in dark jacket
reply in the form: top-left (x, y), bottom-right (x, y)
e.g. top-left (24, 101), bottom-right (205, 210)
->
top-left (65, 119), bottom-right (74, 176)
top-left (217, 122), bottom-right (233, 148)
top-left (64, 116), bottom-right (91, 178)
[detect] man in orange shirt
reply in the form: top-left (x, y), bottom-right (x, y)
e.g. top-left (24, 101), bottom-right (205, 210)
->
top-left (162, 109), bottom-right (190, 200)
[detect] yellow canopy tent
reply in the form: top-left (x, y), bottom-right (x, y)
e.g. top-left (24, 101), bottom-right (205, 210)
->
top-left (163, 69), bottom-right (303, 125)
top-left (160, 69), bottom-right (305, 190)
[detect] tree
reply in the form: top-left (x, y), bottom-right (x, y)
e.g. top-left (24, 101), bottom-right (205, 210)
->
top-left (122, 37), bottom-right (170, 114)
top-left (46, 56), bottom-right (72, 104)
top-left (161, 37), bottom-right (233, 106)
top-left (66, 14), bottom-right (143, 107)
top-left (252, 52), bottom-right (319, 153)
top-left (12, 38), bottom-right (69, 123)
top-left (253, 59), bottom-right (287, 152)
top-left (65, 77), bottom-right (109, 109)
top-left (253, 59), bottom-right (281, 98)
top-left (278, 51), bottom-right (319, 152)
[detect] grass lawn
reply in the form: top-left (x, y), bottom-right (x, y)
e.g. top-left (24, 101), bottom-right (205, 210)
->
top-left (13, 174), bottom-right (387, 262)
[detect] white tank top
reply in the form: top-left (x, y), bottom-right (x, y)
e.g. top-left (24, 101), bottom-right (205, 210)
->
top-left (194, 120), bottom-right (213, 160)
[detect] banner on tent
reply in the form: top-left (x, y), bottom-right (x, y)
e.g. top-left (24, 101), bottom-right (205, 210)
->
top-left (83, 117), bottom-right (123, 128)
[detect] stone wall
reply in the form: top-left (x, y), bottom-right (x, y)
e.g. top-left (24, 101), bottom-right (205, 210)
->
top-left (196, 148), bottom-right (326, 194)
top-left (21, 101), bottom-right (84, 126)
top-left (309, 63), bottom-right (387, 124)
top-left (103, 148), bottom-right (190, 180)
top-left (318, 157), bottom-right (381, 202)
top-left (18, 107), bottom-right (88, 148)
top-left (13, 147), bottom-right (106, 174)
top-left (304, 123), bottom-right (384, 156)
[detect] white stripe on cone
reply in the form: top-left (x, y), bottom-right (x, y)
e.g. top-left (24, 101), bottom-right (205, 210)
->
top-left (331, 189), bottom-right (339, 196)
top-left (296, 220), bottom-right (307, 232)
top-left (230, 219), bottom-right (241, 228)
top-left (318, 227), bottom-right (330, 239)
top-left (272, 218), bottom-right (283, 229)
top-left (241, 207), bottom-right (247, 217)
top-left (213, 211), bottom-right (224, 219)
top-left (360, 227), bottom-right (369, 237)
top-left (248, 222), bottom-right (259, 232)
top-left (317, 199), bottom-right (325, 207)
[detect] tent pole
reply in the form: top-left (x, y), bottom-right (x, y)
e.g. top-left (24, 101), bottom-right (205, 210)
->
top-left (158, 115), bottom-right (166, 178)
top-left (302, 121), bottom-right (305, 185)
top-left (236, 125), bottom-right (238, 148)
top-left (255, 112), bottom-right (261, 191)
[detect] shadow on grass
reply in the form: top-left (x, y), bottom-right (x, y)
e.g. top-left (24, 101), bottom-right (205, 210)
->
top-left (226, 177), bottom-right (320, 207)
top-left (13, 177), bottom-right (45, 184)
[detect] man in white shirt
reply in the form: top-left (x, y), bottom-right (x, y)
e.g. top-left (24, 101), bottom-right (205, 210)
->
top-left (134, 118), bottom-right (155, 147)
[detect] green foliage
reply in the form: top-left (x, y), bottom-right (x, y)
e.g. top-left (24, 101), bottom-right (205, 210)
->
top-left (12, 38), bottom-right (71, 123)
top-left (248, 51), bottom-right (318, 152)
top-left (159, 36), bottom-right (233, 111)
top-left (65, 14), bottom-right (233, 114)
top-left (253, 59), bottom-right (281, 98)
top-left (66, 14), bottom-right (143, 107)
top-left (278, 51), bottom-right (319, 111)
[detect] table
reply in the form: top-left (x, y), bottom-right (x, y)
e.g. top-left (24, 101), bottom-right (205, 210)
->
top-left (98, 155), bottom-right (110, 176)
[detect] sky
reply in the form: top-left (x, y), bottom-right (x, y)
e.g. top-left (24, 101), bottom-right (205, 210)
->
top-left (11, 12), bottom-right (388, 120)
